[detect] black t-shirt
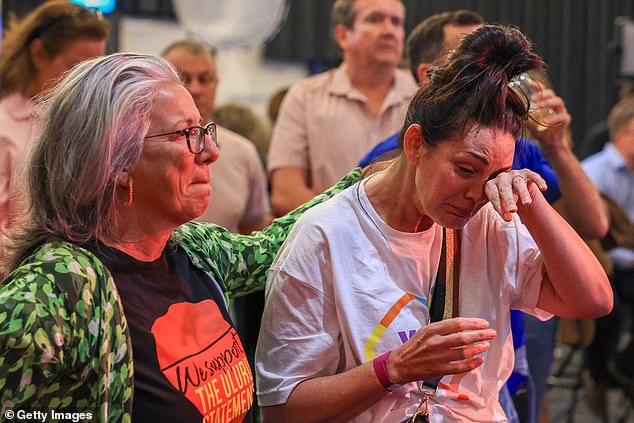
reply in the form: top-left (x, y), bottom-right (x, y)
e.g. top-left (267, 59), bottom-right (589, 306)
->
top-left (86, 242), bottom-right (255, 423)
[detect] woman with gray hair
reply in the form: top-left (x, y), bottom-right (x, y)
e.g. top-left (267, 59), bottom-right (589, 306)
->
top-left (0, 53), bottom-right (360, 422)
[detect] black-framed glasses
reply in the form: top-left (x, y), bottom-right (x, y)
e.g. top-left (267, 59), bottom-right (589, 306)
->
top-left (145, 122), bottom-right (218, 154)
top-left (25, 7), bottom-right (104, 46)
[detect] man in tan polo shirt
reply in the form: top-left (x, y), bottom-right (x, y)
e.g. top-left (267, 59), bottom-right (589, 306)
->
top-left (267, 0), bottom-right (417, 215)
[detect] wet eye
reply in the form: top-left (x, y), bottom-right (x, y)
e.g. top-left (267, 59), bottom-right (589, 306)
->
top-left (459, 167), bottom-right (474, 176)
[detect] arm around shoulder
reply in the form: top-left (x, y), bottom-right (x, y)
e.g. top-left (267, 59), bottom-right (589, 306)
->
top-left (181, 169), bottom-right (362, 297)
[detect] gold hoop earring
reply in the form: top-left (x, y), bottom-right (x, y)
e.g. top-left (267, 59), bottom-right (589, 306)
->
top-left (124, 179), bottom-right (134, 207)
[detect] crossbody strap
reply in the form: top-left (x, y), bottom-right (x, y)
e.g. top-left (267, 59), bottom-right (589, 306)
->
top-left (428, 227), bottom-right (461, 323)
top-left (416, 228), bottom-right (462, 420)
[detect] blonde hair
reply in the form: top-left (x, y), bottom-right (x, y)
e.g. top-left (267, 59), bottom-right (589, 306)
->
top-left (608, 97), bottom-right (634, 141)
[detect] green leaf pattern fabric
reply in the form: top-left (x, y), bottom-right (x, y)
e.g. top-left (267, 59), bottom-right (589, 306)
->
top-left (0, 168), bottom-right (361, 422)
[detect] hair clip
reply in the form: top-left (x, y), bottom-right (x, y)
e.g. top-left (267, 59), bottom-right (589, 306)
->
top-left (426, 67), bottom-right (439, 82)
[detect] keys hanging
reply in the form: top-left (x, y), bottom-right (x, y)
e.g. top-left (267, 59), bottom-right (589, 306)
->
top-left (410, 392), bottom-right (430, 422)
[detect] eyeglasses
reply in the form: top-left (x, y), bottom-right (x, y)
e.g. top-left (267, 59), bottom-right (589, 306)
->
top-left (145, 122), bottom-right (218, 154)
top-left (25, 7), bottom-right (104, 46)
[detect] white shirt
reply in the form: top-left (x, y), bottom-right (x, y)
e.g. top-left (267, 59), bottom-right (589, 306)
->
top-left (256, 178), bottom-right (550, 422)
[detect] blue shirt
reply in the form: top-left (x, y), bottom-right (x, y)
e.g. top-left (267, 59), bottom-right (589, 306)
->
top-left (582, 143), bottom-right (634, 269)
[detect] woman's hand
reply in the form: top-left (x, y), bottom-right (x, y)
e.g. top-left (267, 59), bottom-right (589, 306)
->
top-left (387, 317), bottom-right (496, 384)
top-left (485, 169), bottom-right (548, 221)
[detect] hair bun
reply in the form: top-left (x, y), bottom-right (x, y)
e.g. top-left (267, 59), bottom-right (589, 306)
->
top-left (406, 24), bottom-right (546, 146)
top-left (450, 24), bottom-right (543, 83)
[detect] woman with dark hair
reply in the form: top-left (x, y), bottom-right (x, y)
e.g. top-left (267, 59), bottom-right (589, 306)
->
top-left (256, 25), bottom-right (612, 422)
top-left (0, 53), bottom-right (359, 422)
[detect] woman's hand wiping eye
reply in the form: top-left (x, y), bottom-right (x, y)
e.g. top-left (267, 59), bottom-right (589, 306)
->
top-left (484, 169), bottom-right (547, 221)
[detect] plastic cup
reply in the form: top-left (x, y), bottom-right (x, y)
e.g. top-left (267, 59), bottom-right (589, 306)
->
top-left (509, 73), bottom-right (555, 132)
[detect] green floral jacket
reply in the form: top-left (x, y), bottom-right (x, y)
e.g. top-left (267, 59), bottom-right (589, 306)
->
top-left (0, 169), bottom-right (361, 422)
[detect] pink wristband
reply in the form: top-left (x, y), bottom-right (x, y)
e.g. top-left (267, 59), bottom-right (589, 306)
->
top-left (373, 351), bottom-right (400, 391)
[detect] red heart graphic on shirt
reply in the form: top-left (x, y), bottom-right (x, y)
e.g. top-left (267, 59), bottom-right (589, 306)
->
top-left (152, 300), bottom-right (254, 422)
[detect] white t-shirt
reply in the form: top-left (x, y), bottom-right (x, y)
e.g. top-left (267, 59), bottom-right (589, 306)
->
top-left (256, 178), bottom-right (551, 422)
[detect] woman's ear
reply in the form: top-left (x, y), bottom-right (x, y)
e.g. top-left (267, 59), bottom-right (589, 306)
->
top-left (403, 124), bottom-right (424, 165)
top-left (29, 39), bottom-right (50, 71)
top-left (416, 63), bottom-right (432, 85)
top-left (115, 170), bottom-right (132, 189)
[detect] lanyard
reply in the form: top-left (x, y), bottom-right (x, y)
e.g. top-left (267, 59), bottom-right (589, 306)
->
top-left (429, 227), bottom-right (461, 323)
top-left (411, 227), bottom-right (461, 423)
